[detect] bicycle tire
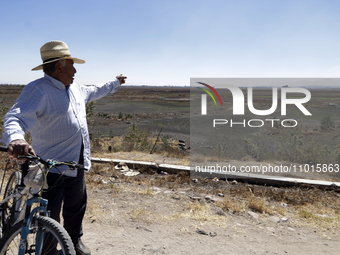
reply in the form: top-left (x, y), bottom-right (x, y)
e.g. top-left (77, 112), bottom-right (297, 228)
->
top-left (1, 171), bottom-right (22, 236)
top-left (0, 215), bottom-right (75, 255)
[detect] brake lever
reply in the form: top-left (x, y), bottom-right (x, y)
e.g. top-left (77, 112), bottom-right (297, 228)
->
top-left (69, 161), bottom-right (85, 170)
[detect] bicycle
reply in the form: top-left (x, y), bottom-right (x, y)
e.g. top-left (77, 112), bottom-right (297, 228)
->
top-left (0, 145), bottom-right (82, 255)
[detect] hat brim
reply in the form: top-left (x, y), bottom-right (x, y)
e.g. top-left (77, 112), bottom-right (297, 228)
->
top-left (31, 57), bottom-right (85, 71)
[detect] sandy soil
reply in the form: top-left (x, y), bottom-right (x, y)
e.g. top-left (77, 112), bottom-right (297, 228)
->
top-left (81, 169), bottom-right (340, 255)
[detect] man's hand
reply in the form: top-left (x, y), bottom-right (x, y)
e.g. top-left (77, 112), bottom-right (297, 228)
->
top-left (8, 139), bottom-right (36, 159)
top-left (116, 74), bottom-right (127, 85)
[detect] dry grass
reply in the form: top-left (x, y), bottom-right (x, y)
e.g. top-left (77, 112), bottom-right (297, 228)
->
top-left (297, 203), bottom-right (340, 229)
top-left (160, 147), bottom-right (188, 159)
top-left (91, 134), bottom-right (190, 161)
top-left (171, 201), bottom-right (228, 228)
top-left (107, 170), bottom-right (340, 229)
top-left (91, 150), bottom-right (190, 166)
top-left (248, 196), bottom-right (274, 215)
top-left (216, 197), bottom-right (245, 213)
top-left (138, 187), bottom-right (154, 195)
top-left (127, 208), bottom-right (159, 223)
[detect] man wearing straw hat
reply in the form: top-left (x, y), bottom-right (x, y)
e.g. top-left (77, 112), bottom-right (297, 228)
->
top-left (1, 40), bottom-right (126, 255)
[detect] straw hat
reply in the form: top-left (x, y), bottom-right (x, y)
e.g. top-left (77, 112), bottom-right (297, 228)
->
top-left (32, 40), bottom-right (85, 71)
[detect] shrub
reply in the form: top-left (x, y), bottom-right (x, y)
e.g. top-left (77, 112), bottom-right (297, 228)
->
top-left (118, 112), bottom-right (124, 119)
top-left (320, 115), bottom-right (334, 131)
top-left (122, 122), bottom-right (151, 152)
top-left (244, 134), bottom-right (264, 161)
top-left (277, 130), bottom-right (304, 163)
top-left (161, 134), bottom-right (172, 150)
top-left (125, 113), bottom-right (132, 119)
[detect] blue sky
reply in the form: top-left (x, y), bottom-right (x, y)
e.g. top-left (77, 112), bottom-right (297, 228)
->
top-left (1, 0), bottom-right (340, 86)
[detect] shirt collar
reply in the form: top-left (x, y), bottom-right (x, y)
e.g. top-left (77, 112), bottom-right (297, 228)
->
top-left (44, 73), bottom-right (67, 91)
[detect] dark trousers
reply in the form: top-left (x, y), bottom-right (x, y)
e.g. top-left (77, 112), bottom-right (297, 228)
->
top-left (42, 169), bottom-right (87, 245)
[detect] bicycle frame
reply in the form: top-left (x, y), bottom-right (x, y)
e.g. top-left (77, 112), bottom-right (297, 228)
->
top-left (18, 197), bottom-right (49, 255)
top-left (0, 186), bottom-right (49, 255)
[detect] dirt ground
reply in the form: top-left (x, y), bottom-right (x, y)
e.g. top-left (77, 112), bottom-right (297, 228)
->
top-left (82, 181), bottom-right (340, 255)
top-left (81, 158), bottom-right (340, 255)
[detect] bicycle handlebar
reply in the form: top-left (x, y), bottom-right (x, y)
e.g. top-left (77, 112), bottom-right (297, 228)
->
top-left (0, 145), bottom-right (8, 152)
top-left (18, 154), bottom-right (84, 170)
top-left (0, 146), bottom-right (84, 170)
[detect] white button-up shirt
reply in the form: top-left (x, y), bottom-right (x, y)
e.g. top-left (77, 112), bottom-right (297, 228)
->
top-left (1, 74), bottom-right (121, 177)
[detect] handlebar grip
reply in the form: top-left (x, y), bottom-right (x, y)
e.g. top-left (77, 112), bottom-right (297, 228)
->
top-left (17, 153), bottom-right (36, 159)
top-left (0, 146), bottom-right (8, 152)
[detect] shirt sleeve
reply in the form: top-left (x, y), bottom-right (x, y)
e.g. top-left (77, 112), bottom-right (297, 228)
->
top-left (79, 78), bottom-right (121, 103)
top-left (0, 85), bottom-right (46, 146)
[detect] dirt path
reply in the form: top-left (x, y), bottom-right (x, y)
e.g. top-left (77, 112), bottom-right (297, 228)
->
top-left (82, 179), bottom-right (340, 255)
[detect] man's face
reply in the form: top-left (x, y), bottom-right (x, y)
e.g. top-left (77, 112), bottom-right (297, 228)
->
top-left (58, 59), bottom-right (76, 86)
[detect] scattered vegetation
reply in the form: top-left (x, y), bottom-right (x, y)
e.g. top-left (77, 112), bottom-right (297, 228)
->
top-left (85, 101), bottom-right (182, 156)
top-left (89, 121), bottom-right (187, 158)
top-left (241, 129), bottom-right (340, 166)
top-left (86, 101), bottom-right (96, 119)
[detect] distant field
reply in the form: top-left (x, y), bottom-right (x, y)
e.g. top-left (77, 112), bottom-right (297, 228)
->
top-left (89, 86), bottom-right (190, 142)
top-left (0, 84), bottom-right (191, 142)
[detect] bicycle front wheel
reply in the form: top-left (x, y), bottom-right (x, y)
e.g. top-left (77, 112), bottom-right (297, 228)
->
top-left (0, 215), bottom-right (75, 255)
top-left (1, 170), bottom-right (23, 237)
